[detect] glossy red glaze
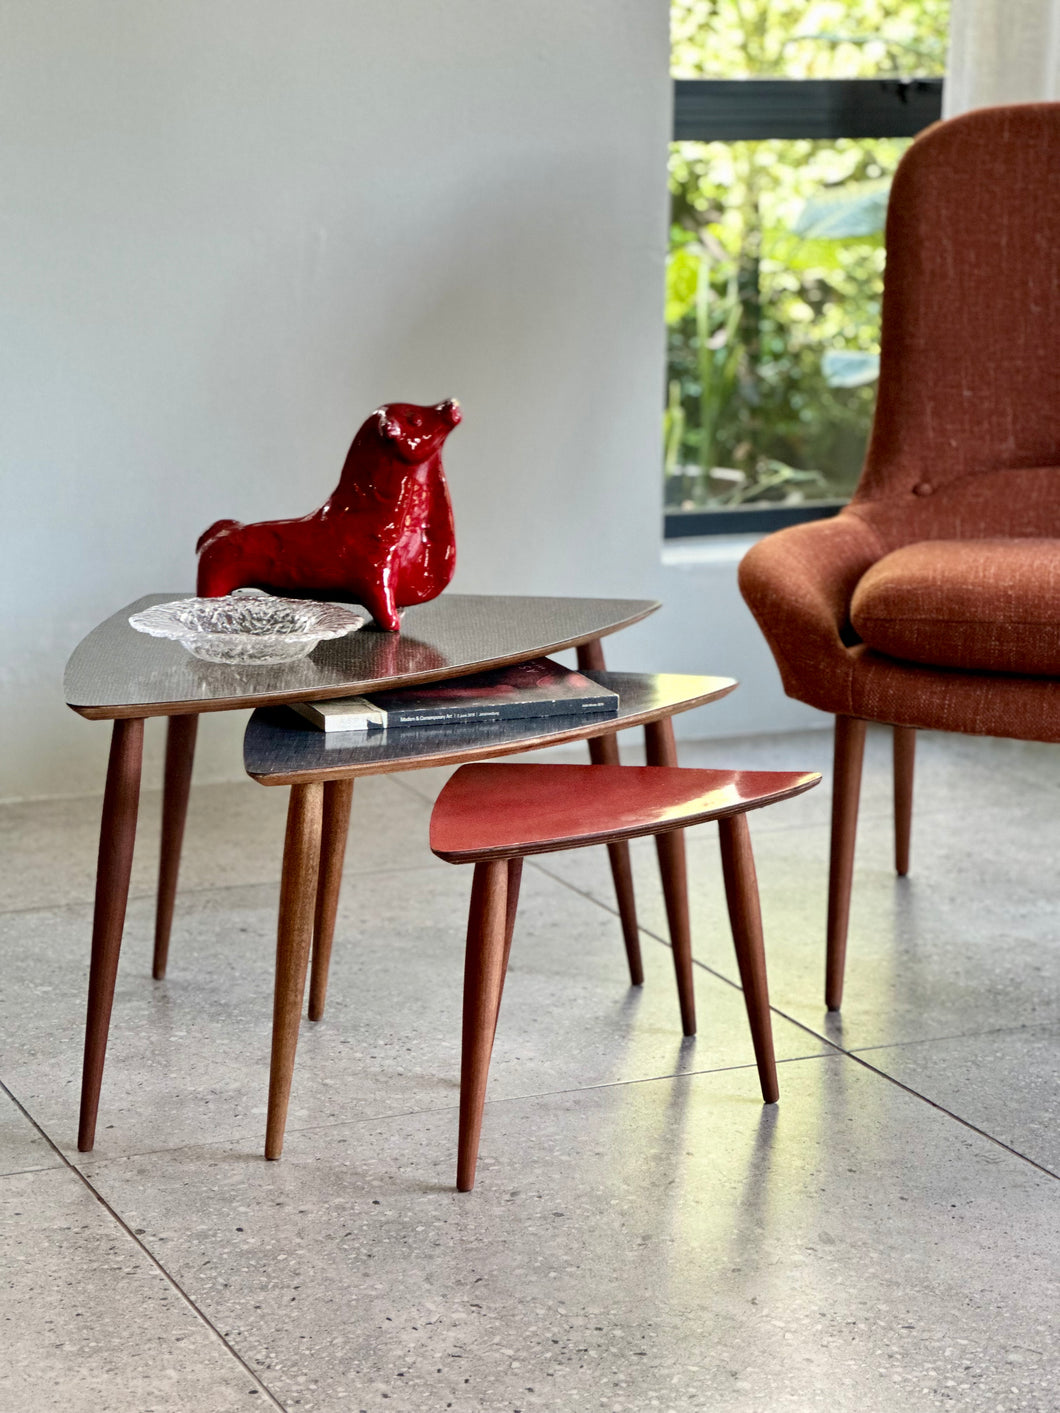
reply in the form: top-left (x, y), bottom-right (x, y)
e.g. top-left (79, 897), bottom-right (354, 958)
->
top-left (430, 763), bottom-right (821, 862)
top-left (196, 400), bottom-right (461, 631)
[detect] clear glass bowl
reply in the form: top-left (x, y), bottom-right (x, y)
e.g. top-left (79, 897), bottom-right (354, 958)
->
top-left (128, 593), bottom-right (366, 664)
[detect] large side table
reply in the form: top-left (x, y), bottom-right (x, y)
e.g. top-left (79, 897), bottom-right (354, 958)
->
top-left (64, 592), bottom-right (697, 1153)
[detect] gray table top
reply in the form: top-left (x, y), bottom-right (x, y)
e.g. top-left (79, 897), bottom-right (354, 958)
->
top-left (64, 593), bottom-right (660, 720)
top-left (243, 671), bottom-right (737, 784)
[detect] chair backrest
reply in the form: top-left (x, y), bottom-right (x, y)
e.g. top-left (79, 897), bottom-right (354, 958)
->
top-left (856, 103), bottom-right (1060, 509)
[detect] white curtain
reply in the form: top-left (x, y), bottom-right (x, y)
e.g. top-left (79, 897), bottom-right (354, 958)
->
top-left (945, 0), bottom-right (1060, 114)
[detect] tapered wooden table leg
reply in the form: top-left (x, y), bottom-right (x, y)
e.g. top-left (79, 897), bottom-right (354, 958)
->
top-left (577, 641), bottom-right (643, 986)
top-left (265, 783), bottom-right (324, 1160)
top-left (308, 778), bottom-right (354, 1022)
top-left (153, 714), bottom-right (198, 981)
top-left (458, 859), bottom-right (510, 1192)
top-left (718, 813), bottom-right (778, 1103)
top-left (502, 857), bottom-right (523, 973)
top-left (488, 857), bottom-right (523, 1048)
top-left (893, 725), bottom-right (915, 878)
top-left (644, 717), bottom-right (695, 1035)
top-left (826, 715), bottom-right (867, 1012)
top-left (78, 717), bottom-right (145, 1152)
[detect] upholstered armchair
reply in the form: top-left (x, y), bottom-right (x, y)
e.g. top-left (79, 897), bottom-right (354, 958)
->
top-left (739, 103), bottom-right (1060, 1010)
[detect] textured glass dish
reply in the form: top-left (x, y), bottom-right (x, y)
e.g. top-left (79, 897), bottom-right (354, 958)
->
top-left (128, 594), bottom-right (366, 664)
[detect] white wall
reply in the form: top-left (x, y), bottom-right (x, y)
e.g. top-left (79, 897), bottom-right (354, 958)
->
top-left (945, 0), bottom-right (1060, 114)
top-left (0, 1), bottom-right (816, 802)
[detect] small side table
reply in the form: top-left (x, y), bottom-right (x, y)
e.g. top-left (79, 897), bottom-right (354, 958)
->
top-left (430, 760), bottom-right (821, 1189)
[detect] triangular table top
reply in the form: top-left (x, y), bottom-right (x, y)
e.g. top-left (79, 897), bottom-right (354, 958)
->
top-left (243, 671), bottom-right (737, 785)
top-left (65, 592), bottom-right (660, 720)
top-left (430, 762), bottom-right (820, 861)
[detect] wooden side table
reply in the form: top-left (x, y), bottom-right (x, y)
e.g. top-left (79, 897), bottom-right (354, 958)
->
top-left (430, 760), bottom-right (821, 1189)
top-left (64, 593), bottom-right (683, 1152)
top-left (242, 671), bottom-right (737, 1159)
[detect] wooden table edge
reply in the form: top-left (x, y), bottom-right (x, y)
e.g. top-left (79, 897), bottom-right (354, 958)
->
top-left (430, 770), bottom-right (823, 863)
top-left (245, 676), bottom-right (738, 785)
top-left (64, 601), bottom-right (663, 720)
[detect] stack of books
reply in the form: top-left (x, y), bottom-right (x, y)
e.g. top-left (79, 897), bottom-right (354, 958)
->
top-left (291, 656), bottom-right (619, 732)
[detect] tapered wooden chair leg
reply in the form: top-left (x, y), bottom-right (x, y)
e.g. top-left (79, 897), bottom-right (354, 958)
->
top-left (645, 717), bottom-right (695, 1035)
top-left (308, 778), bottom-right (354, 1022)
top-left (577, 641), bottom-right (643, 986)
top-left (718, 813), bottom-right (778, 1103)
top-left (457, 859), bottom-right (510, 1192)
top-left (893, 725), bottom-right (915, 878)
top-left (826, 715), bottom-right (867, 1012)
top-left (79, 717), bottom-right (145, 1152)
top-left (265, 783), bottom-right (324, 1160)
top-left (153, 714), bottom-right (198, 981)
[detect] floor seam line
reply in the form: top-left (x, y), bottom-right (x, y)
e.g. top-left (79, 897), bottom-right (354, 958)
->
top-left (0, 1163), bottom-right (68, 1179)
top-left (671, 971), bottom-right (1060, 1178)
top-left (517, 861), bottom-right (864, 1069)
top-left (423, 1050), bottom-right (838, 1111)
top-left (848, 1023), bottom-right (1060, 1054)
top-left (0, 1076), bottom-right (292, 1412)
top-left (523, 858), bottom-right (675, 937)
top-left (282, 1050), bottom-right (838, 1125)
top-left (51, 1053), bottom-right (840, 1168)
top-left (677, 959), bottom-right (1060, 1178)
top-left (0, 860), bottom-right (450, 920)
top-left (839, 1050), bottom-right (1060, 1180)
top-left (386, 773), bottom-right (437, 805)
top-left (576, 895), bottom-right (1060, 1081)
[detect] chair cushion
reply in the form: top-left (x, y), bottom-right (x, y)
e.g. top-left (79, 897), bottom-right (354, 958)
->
top-left (850, 539), bottom-right (1060, 675)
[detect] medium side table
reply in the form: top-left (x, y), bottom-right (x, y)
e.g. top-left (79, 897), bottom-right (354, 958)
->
top-left (64, 592), bottom-right (686, 1152)
top-left (242, 670), bottom-right (738, 1158)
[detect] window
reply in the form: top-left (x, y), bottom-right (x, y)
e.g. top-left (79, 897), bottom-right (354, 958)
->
top-left (665, 1), bottom-right (949, 538)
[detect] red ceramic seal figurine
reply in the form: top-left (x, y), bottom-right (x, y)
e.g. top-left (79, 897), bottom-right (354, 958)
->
top-left (196, 399), bottom-right (461, 631)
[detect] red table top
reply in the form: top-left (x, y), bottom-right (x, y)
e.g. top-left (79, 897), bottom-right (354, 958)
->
top-left (430, 762), bottom-right (821, 861)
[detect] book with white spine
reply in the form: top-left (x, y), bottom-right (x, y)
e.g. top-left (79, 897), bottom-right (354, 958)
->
top-left (290, 656), bottom-right (619, 732)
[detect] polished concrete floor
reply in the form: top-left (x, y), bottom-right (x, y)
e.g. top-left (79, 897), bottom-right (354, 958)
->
top-left (1, 725), bottom-right (1058, 1412)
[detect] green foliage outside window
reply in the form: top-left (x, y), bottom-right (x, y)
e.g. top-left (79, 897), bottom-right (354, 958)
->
top-left (666, 0), bottom-right (949, 513)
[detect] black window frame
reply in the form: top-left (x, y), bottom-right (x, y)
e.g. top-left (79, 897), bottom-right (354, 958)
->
top-left (665, 76), bottom-right (943, 540)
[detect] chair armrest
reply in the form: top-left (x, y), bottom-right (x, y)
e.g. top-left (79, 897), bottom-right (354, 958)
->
top-left (738, 511), bottom-right (884, 713)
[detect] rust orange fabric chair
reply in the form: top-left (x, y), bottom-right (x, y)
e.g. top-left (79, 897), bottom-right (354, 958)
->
top-left (739, 103), bottom-right (1060, 1010)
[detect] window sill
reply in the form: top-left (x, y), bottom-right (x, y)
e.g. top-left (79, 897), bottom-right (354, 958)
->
top-left (661, 533), bottom-right (761, 568)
